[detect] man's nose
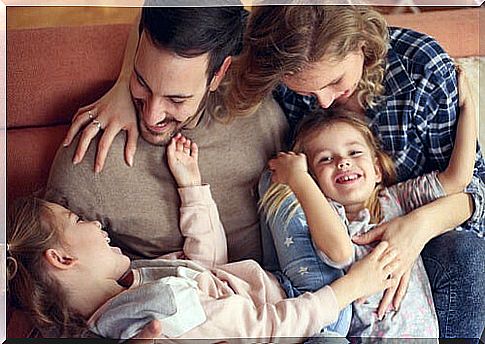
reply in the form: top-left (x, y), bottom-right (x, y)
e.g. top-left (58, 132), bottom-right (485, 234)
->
top-left (143, 96), bottom-right (167, 126)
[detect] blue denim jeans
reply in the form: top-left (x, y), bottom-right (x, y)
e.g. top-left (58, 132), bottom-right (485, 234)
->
top-left (259, 171), bottom-right (352, 337)
top-left (421, 229), bottom-right (485, 340)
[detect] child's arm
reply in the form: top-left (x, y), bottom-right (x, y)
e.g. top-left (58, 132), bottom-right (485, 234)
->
top-left (437, 66), bottom-right (477, 195)
top-left (268, 152), bottom-right (353, 264)
top-left (192, 241), bottom-right (396, 338)
top-left (167, 134), bottom-right (228, 267)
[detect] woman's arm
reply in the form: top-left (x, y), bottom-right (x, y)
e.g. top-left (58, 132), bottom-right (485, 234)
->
top-left (268, 152), bottom-right (353, 264)
top-left (64, 11), bottom-right (141, 173)
top-left (353, 191), bottom-right (474, 318)
top-left (437, 67), bottom-right (477, 194)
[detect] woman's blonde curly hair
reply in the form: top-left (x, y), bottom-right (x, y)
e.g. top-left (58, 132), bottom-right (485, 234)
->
top-left (223, 5), bottom-right (388, 119)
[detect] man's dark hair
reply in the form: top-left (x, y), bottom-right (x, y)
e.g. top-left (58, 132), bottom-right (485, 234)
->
top-left (140, 5), bottom-right (248, 83)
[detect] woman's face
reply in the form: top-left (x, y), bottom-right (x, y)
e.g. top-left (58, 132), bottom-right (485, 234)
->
top-left (282, 50), bottom-right (365, 109)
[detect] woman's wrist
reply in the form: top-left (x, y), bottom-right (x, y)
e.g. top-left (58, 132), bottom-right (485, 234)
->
top-left (404, 208), bottom-right (436, 245)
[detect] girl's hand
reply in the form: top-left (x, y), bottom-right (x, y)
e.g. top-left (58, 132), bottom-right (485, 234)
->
top-left (64, 79), bottom-right (139, 173)
top-left (334, 241), bottom-right (398, 308)
top-left (268, 152), bottom-right (308, 186)
top-left (167, 133), bottom-right (201, 188)
top-left (352, 214), bottom-right (426, 319)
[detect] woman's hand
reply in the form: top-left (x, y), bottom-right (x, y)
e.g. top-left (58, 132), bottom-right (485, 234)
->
top-left (352, 214), bottom-right (427, 319)
top-left (268, 151), bottom-right (308, 186)
top-left (63, 79), bottom-right (139, 173)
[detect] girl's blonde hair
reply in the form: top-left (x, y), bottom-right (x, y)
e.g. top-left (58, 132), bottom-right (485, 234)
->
top-left (260, 109), bottom-right (396, 226)
top-left (7, 197), bottom-right (88, 337)
top-left (225, 5), bottom-right (388, 119)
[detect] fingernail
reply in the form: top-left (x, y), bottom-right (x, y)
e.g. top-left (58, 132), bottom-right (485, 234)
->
top-left (63, 141), bottom-right (69, 147)
top-left (73, 156), bottom-right (79, 164)
top-left (95, 165), bottom-right (100, 174)
top-left (128, 157), bottom-right (133, 167)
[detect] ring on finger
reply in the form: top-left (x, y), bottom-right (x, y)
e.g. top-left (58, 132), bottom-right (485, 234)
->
top-left (88, 110), bottom-right (96, 120)
top-left (92, 119), bottom-right (102, 130)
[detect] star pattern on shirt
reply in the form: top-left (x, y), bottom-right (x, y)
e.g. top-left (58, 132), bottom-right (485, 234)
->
top-left (298, 266), bottom-right (309, 275)
top-left (284, 236), bottom-right (294, 248)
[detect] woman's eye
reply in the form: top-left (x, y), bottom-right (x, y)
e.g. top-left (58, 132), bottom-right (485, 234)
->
top-left (76, 216), bottom-right (84, 223)
top-left (170, 99), bottom-right (185, 105)
top-left (319, 156), bottom-right (332, 164)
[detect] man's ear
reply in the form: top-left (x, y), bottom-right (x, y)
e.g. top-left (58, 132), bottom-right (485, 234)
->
top-left (44, 248), bottom-right (77, 270)
top-left (209, 56), bottom-right (232, 92)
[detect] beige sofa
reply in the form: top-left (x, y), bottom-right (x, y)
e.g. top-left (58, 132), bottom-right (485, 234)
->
top-left (6, 6), bottom-right (484, 338)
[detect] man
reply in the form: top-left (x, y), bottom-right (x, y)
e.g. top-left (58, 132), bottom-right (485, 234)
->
top-left (46, 6), bottom-right (287, 267)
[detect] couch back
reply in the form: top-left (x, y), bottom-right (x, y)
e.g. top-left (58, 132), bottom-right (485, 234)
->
top-left (6, 8), bottom-right (483, 204)
top-left (7, 24), bottom-right (131, 202)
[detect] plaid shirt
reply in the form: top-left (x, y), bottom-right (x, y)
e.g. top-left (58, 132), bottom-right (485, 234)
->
top-left (273, 27), bottom-right (484, 236)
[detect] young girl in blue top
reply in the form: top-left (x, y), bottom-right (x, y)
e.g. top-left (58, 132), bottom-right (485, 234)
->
top-left (259, 67), bottom-right (476, 339)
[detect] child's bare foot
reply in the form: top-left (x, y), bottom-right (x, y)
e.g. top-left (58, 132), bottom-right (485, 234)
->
top-left (167, 133), bottom-right (202, 187)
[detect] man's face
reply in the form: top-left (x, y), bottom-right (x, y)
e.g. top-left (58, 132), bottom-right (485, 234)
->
top-left (130, 31), bottom-right (211, 145)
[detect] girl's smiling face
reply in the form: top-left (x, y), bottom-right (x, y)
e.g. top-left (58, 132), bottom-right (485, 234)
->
top-left (304, 122), bottom-right (382, 214)
top-left (46, 202), bottom-right (131, 281)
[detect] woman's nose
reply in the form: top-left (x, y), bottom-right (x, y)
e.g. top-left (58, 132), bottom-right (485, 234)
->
top-left (315, 91), bottom-right (335, 109)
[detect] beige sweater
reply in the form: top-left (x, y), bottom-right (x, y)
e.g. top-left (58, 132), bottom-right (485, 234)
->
top-left (46, 95), bottom-right (288, 262)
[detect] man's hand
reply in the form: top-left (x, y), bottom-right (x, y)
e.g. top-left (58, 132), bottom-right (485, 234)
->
top-left (352, 214), bottom-right (427, 319)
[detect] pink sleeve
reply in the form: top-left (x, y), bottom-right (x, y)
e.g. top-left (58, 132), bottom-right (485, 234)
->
top-left (195, 284), bottom-right (340, 338)
top-left (178, 185), bottom-right (228, 267)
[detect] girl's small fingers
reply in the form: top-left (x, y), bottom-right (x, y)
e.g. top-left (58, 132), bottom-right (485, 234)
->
top-left (368, 241), bottom-right (389, 261)
top-left (379, 248), bottom-right (397, 266)
top-left (191, 142), bottom-right (199, 159)
top-left (176, 138), bottom-right (185, 151)
top-left (167, 138), bottom-right (176, 153)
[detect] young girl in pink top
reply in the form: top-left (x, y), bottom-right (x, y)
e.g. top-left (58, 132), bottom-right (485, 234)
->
top-left (6, 134), bottom-right (398, 340)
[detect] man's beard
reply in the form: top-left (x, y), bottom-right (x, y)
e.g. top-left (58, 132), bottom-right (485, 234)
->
top-left (132, 89), bottom-right (209, 146)
top-left (136, 112), bottom-right (180, 146)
